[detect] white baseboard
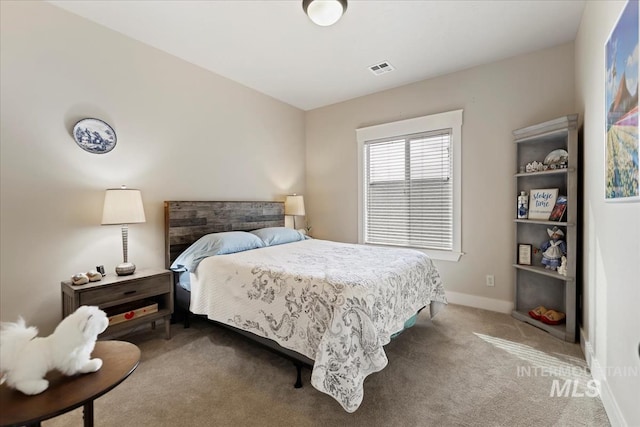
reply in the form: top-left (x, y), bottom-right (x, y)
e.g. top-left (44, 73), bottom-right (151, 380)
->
top-left (583, 334), bottom-right (626, 427)
top-left (580, 327), bottom-right (589, 363)
top-left (445, 291), bottom-right (513, 314)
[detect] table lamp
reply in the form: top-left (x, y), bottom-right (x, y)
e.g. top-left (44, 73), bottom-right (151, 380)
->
top-left (284, 194), bottom-right (305, 229)
top-left (101, 186), bottom-right (146, 276)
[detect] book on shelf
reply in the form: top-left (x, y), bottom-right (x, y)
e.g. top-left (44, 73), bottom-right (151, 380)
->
top-left (528, 188), bottom-right (558, 220)
top-left (549, 195), bottom-right (567, 221)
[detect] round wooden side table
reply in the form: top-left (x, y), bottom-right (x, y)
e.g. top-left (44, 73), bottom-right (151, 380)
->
top-left (0, 340), bottom-right (140, 427)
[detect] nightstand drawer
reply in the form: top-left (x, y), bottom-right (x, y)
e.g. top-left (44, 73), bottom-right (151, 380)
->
top-left (80, 276), bottom-right (170, 307)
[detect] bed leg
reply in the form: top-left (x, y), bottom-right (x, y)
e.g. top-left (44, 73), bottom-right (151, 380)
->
top-left (183, 310), bottom-right (191, 329)
top-left (294, 362), bottom-right (303, 388)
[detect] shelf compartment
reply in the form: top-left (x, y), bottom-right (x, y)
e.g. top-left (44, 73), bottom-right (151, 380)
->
top-left (517, 178), bottom-right (568, 197)
top-left (102, 308), bottom-right (172, 338)
top-left (515, 168), bottom-right (574, 178)
top-left (512, 310), bottom-right (566, 340)
top-left (513, 264), bottom-right (574, 282)
top-left (514, 219), bottom-right (574, 227)
top-left (106, 300), bottom-right (159, 326)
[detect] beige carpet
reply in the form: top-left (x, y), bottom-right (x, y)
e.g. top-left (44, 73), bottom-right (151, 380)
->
top-left (43, 304), bottom-right (609, 427)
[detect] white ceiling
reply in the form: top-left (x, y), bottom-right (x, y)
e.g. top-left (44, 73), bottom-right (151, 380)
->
top-left (49, 0), bottom-right (586, 111)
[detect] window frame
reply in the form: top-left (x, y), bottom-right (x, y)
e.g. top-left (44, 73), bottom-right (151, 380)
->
top-left (356, 109), bottom-right (463, 262)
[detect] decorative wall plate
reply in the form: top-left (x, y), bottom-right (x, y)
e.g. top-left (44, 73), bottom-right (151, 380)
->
top-left (73, 118), bottom-right (117, 154)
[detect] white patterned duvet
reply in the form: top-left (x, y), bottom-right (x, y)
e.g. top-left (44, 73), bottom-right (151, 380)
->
top-left (189, 238), bottom-right (447, 412)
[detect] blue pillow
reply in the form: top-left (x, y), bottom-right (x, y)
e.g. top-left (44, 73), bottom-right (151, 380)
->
top-left (177, 271), bottom-right (191, 291)
top-left (250, 227), bottom-right (305, 246)
top-left (170, 231), bottom-right (265, 272)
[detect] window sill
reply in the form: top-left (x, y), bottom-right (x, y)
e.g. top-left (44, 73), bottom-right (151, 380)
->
top-left (362, 243), bottom-right (463, 262)
top-left (417, 248), bottom-right (463, 262)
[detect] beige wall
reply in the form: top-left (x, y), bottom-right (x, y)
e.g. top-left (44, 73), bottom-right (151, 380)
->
top-left (0, 1), bottom-right (305, 333)
top-left (305, 43), bottom-right (575, 308)
top-left (575, 1), bottom-right (640, 425)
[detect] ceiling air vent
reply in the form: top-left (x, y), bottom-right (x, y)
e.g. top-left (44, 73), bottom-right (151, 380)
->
top-left (368, 61), bottom-right (395, 76)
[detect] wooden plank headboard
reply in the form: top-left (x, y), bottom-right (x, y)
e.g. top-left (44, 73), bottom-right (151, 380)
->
top-left (164, 201), bottom-right (284, 268)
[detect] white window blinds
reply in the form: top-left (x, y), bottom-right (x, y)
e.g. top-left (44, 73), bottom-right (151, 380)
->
top-left (364, 129), bottom-right (453, 250)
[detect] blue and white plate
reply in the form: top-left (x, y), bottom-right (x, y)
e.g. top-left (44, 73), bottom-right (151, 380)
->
top-left (73, 118), bottom-right (117, 154)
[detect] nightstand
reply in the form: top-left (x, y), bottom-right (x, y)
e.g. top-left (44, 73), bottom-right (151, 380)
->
top-left (61, 268), bottom-right (173, 339)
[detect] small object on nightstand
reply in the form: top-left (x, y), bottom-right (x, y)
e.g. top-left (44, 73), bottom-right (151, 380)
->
top-left (86, 270), bottom-right (102, 282)
top-left (96, 265), bottom-right (106, 276)
top-left (71, 273), bottom-right (89, 285)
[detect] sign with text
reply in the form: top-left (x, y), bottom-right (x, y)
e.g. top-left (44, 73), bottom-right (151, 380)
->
top-left (528, 188), bottom-right (558, 220)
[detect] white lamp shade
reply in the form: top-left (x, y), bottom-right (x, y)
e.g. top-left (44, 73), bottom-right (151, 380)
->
top-left (101, 188), bottom-right (146, 225)
top-left (284, 195), bottom-right (306, 216)
top-left (304, 0), bottom-right (346, 26)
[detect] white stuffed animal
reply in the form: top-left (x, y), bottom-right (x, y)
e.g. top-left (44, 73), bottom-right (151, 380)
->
top-left (0, 305), bottom-right (109, 395)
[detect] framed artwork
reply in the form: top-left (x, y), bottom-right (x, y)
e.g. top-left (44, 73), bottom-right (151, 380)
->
top-left (73, 118), bottom-right (117, 154)
top-left (605, 0), bottom-right (639, 202)
top-left (517, 244), bottom-right (532, 266)
top-left (528, 188), bottom-right (558, 220)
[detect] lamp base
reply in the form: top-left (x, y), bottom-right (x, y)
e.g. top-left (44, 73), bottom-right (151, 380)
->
top-left (115, 262), bottom-right (136, 276)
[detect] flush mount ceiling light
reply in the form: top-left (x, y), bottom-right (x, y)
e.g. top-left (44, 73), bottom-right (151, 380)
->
top-left (303, 0), bottom-right (348, 26)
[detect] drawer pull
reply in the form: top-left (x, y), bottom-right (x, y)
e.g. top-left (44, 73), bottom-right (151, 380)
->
top-left (123, 290), bottom-right (137, 295)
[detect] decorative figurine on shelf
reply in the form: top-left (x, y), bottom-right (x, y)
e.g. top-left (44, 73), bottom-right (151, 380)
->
top-left (526, 160), bottom-right (547, 172)
top-left (517, 191), bottom-right (529, 219)
top-left (540, 227), bottom-right (567, 270)
top-left (557, 256), bottom-right (568, 276)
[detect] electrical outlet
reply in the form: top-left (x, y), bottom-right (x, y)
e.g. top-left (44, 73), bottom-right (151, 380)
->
top-left (486, 275), bottom-right (495, 287)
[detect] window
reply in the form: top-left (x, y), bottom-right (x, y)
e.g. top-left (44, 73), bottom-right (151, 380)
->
top-left (356, 110), bottom-right (463, 261)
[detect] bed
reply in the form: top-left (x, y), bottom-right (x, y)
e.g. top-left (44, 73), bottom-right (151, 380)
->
top-left (165, 201), bottom-right (446, 412)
